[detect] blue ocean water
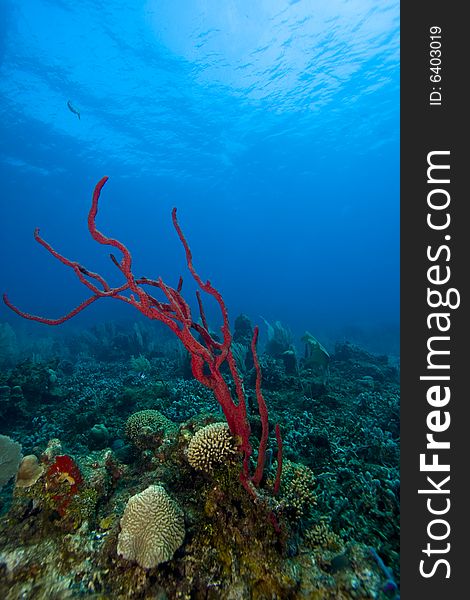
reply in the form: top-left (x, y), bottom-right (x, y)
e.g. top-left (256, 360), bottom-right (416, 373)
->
top-left (0, 0), bottom-right (399, 356)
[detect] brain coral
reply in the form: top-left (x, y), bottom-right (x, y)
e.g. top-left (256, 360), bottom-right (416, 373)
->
top-left (117, 484), bottom-right (185, 569)
top-left (186, 422), bottom-right (236, 472)
top-left (125, 409), bottom-right (176, 449)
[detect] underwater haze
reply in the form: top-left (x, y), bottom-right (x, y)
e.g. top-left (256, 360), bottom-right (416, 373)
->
top-left (0, 0), bottom-right (399, 355)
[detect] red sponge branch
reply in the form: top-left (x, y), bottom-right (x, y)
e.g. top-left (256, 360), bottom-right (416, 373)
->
top-left (3, 176), bottom-right (283, 494)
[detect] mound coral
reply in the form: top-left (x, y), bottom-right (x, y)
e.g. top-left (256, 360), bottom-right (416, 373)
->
top-left (125, 409), bottom-right (176, 450)
top-left (117, 484), bottom-right (185, 569)
top-left (186, 422), bottom-right (236, 472)
top-left (15, 455), bottom-right (44, 488)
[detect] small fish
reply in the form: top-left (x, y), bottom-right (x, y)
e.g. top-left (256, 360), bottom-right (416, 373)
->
top-left (67, 100), bottom-right (81, 120)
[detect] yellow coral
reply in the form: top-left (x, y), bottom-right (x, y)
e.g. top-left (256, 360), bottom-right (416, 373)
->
top-left (304, 520), bottom-right (343, 551)
top-left (186, 422), bottom-right (237, 473)
top-left (280, 459), bottom-right (316, 520)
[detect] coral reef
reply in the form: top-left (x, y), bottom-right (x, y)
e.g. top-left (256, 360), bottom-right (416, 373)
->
top-left (0, 324), bottom-right (400, 598)
top-left (0, 180), bottom-right (399, 597)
